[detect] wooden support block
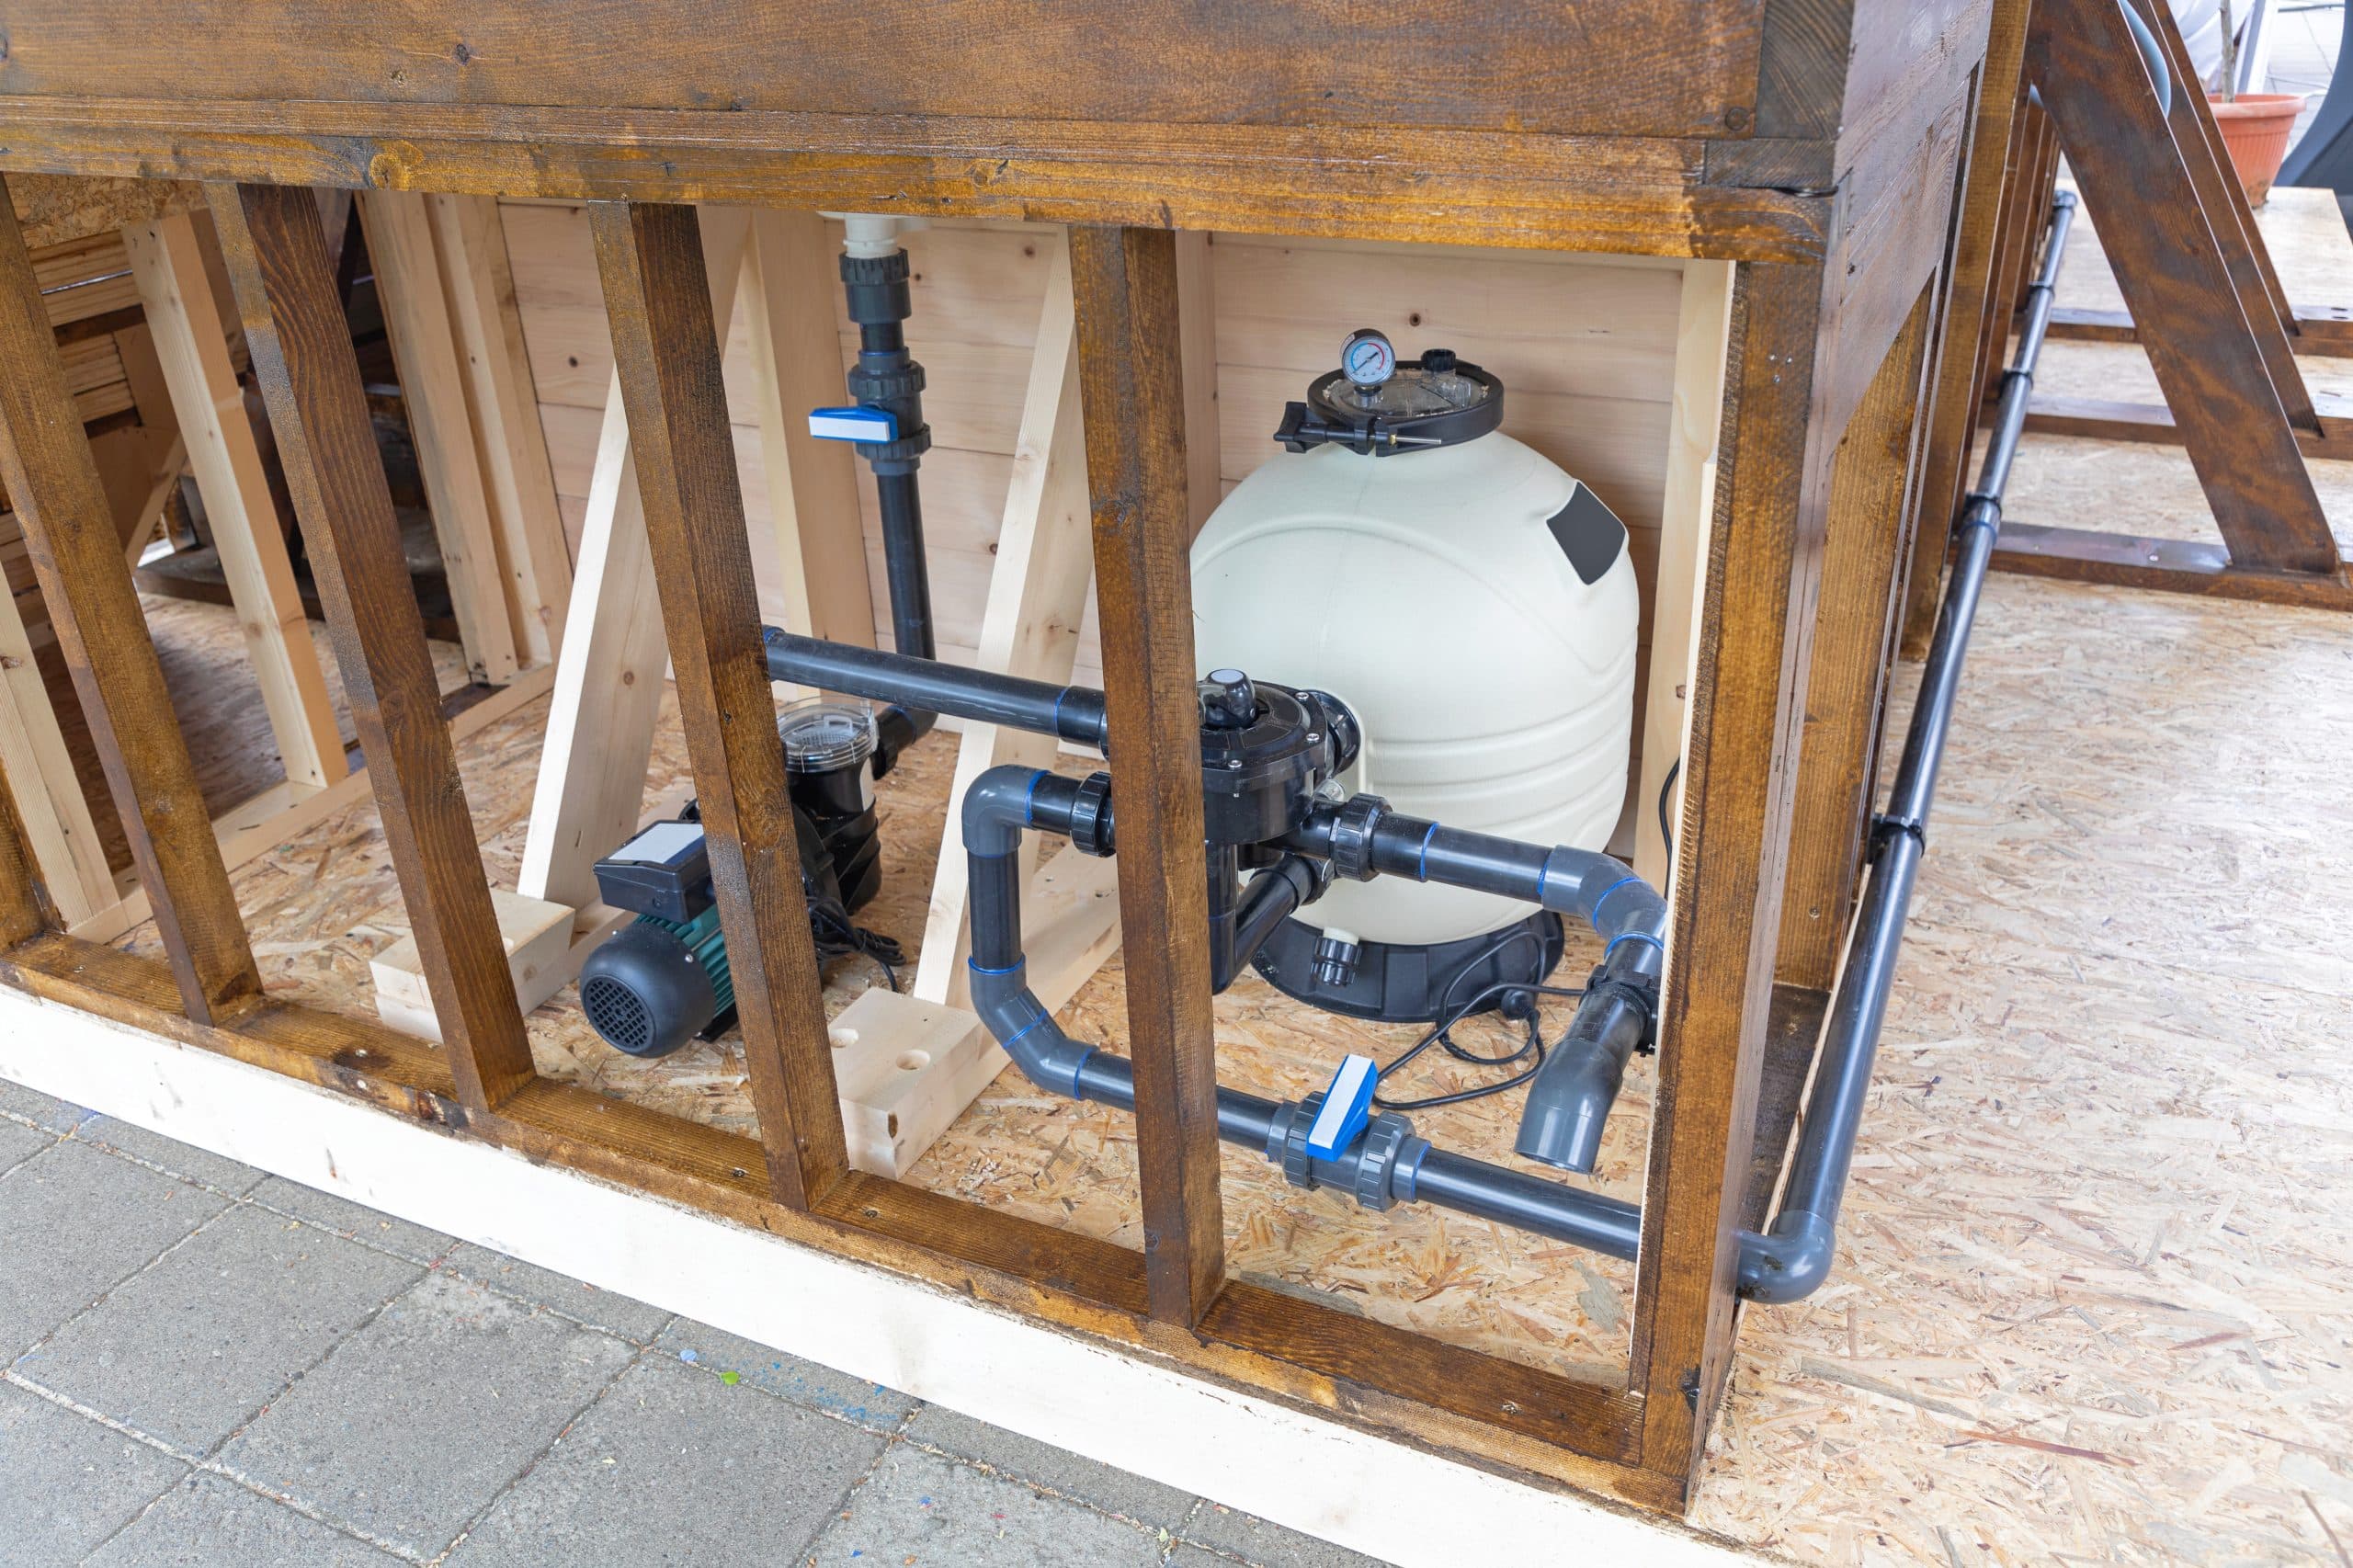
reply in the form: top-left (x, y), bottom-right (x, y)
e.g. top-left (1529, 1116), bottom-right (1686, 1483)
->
top-left (357, 190), bottom-right (521, 687)
top-left (835, 846), bottom-right (1121, 1176)
top-left (371, 888), bottom-right (577, 1041)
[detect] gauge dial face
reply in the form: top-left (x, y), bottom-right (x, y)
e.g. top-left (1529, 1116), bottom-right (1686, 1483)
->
top-left (1341, 329), bottom-right (1396, 389)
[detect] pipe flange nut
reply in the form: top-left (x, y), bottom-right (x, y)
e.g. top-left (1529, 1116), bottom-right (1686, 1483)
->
top-left (1279, 1093), bottom-right (1324, 1191)
top-left (1066, 773), bottom-right (1115, 857)
top-left (1351, 1112), bottom-right (1417, 1211)
top-left (1326, 794), bottom-right (1388, 881)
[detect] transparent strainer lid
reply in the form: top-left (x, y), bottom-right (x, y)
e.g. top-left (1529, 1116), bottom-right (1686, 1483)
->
top-left (778, 699), bottom-right (878, 774)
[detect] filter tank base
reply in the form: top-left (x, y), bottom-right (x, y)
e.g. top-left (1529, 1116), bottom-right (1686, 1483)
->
top-left (1252, 911), bottom-right (1563, 1024)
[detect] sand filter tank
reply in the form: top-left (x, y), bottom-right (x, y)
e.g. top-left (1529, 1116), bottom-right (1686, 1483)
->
top-left (1189, 331), bottom-right (1640, 1021)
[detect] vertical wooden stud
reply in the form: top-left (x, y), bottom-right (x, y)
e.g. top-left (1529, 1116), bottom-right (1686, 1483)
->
top-left (0, 176), bottom-right (262, 1026)
top-left (1172, 231), bottom-right (1222, 540)
top-left (124, 209), bottom-right (347, 792)
top-left (0, 579), bottom-right (116, 926)
top-left (1627, 263), bottom-right (1826, 1491)
top-left (740, 207), bottom-right (875, 652)
top-left (1902, 0), bottom-right (2034, 658)
top-left (357, 189), bottom-right (521, 686)
top-left (1069, 224), bottom-right (1225, 1326)
top-left (590, 199), bottom-right (848, 1210)
top-left (426, 193), bottom-right (574, 667)
top-left (1635, 258), bottom-right (1736, 888)
top-left (214, 181), bottom-right (534, 1109)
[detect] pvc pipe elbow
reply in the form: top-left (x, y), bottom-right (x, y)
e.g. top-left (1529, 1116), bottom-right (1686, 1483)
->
top-left (967, 960), bottom-right (1093, 1099)
top-left (1737, 1210), bottom-right (1836, 1303)
top-left (961, 766), bottom-right (1044, 858)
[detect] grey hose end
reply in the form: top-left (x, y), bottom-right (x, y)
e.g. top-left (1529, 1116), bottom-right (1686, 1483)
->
top-left (1737, 1210), bottom-right (1836, 1304)
top-left (1512, 989), bottom-right (1644, 1174)
top-left (962, 766), bottom-right (1044, 857)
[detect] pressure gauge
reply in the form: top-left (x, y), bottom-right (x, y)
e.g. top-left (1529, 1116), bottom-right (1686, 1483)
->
top-left (1340, 328), bottom-right (1396, 391)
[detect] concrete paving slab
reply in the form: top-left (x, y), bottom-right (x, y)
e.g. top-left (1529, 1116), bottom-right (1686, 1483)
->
top-left (808, 1443), bottom-right (1168, 1567)
top-left (440, 1242), bottom-right (671, 1344)
top-left (1181, 1502), bottom-right (1398, 1568)
top-left (654, 1316), bottom-right (916, 1431)
top-left (0, 1111), bottom-right (52, 1176)
top-left (246, 1175), bottom-right (453, 1265)
top-left (218, 1270), bottom-right (637, 1558)
top-left (86, 1471), bottom-right (406, 1567)
top-left (904, 1401), bottom-right (1197, 1531)
top-left (0, 1075), bottom-right (91, 1134)
top-left (80, 1117), bottom-right (266, 1196)
top-left (0, 1141), bottom-right (231, 1360)
top-left (28, 1203), bottom-right (422, 1454)
top-left (0, 1380), bottom-right (187, 1567)
top-left (445, 1353), bottom-right (887, 1568)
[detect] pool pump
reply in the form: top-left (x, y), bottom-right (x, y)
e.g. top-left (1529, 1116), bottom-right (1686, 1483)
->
top-left (577, 699), bottom-right (904, 1059)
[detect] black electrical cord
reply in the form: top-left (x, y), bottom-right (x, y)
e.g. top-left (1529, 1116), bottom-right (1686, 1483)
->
top-left (1370, 926), bottom-right (1585, 1112)
top-left (1658, 756), bottom-right (1681, 869)
top-left (806, 894), bottom-right (904, 994)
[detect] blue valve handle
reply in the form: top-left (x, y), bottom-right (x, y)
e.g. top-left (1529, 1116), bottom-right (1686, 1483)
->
top-left (1305, 1053), bottom-right (1378, 1160)
top-left (808, 406), bottom-right (899, 444)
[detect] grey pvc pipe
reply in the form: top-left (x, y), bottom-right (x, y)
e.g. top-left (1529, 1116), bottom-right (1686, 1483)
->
top-left (763, 628), bottom-right (1108, 750)
top-left (959, 764), bottom-right (1654, 1260)
top-left (1740, 191), bottom-right (2078, 1303)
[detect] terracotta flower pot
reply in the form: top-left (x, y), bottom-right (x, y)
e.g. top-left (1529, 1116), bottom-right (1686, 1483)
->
top-left (2208, 93), bottom-right (2308, 205)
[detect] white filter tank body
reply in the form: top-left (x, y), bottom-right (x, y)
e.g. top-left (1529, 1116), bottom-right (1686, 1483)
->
top-left (1191, 430), bottom-right (1639, 949)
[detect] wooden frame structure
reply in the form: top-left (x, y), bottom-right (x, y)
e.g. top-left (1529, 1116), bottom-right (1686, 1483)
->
top-left (1906, 0), bottom-right (2353, 645)
top-left (0, 2), bottom-right (1989, 1515)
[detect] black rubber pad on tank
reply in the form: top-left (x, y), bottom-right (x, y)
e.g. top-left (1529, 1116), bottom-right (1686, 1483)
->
top-left (1545, 484), bottom-right (1627, 585)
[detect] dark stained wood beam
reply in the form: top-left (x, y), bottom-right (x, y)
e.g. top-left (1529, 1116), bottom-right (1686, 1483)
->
top-left (2018, 390), bottom-right (2353, 460)
top-left (1991, 521), bottom-right (2353, 609)
top-left (1629, 261), bottom-right (1826, 1494)
top-left (0, 172), bottom-right (261, 1026)
top-left (587, 199), bottom-right (849, 1210)
top-left (1068, 225), bottom-right (1225, 1328)
top-left (1779, 283), bottom-right (1937, 991)
top-left (2028, 0), bottom-right (2341, 578)
top-left (211, 180), bottom-right (534, 1110)
top-left (2047, 302), bottom-right (2353, 356)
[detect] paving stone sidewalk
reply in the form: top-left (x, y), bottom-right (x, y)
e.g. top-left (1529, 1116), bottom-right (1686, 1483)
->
top-left (0, 1078), bottom-right (1393, 1568)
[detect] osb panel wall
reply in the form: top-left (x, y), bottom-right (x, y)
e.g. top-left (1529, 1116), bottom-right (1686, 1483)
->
top-left (499, 204), bottom-right (1685, 807)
